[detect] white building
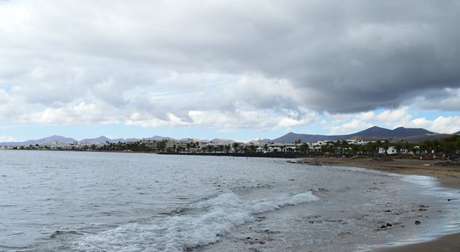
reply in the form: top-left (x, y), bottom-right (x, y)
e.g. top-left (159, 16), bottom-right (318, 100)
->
top-left (387, 146), bottom-right (398, 155)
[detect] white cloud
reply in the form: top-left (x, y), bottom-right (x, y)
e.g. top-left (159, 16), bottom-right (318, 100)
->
top-left (0, 0), bottom-right (459, 132)
top-left (0, 136), bottom-right (16, 142)
top-left (409, 116), bottom-right (460, 134)
top-left (327, 107), bottom-right (460, 134)
top-left (327, 107), bottom-right (413, 134)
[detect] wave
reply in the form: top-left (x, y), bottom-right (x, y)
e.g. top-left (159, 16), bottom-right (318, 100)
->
top-left (74, 191), bottom-right (318, 252)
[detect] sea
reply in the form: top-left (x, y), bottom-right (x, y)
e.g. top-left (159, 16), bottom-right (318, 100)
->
top-left (0, 150), bottom-right (459, 252)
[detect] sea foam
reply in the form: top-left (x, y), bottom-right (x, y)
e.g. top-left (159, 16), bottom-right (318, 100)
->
top-left (75, 191), bottom-right (318, 252)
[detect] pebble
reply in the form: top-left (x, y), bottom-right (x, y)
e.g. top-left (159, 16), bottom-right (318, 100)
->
top-left (380, 223), bottom-right (393, 229)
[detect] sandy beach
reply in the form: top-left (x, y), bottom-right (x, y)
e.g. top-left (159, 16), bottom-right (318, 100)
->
top-left (301, 157), bottom-right (460, 189)
top-left (301, 157), bottom-right (460, 251)
top-left (380, 233), bottom-right (460, 252)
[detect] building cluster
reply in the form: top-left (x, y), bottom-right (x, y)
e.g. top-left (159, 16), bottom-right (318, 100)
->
top-left (4, 135), bottom-right (460, 160)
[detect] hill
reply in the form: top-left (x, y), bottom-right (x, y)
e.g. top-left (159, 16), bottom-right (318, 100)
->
top-left (273, 126), bottom-right (437, 144)
top-left (79, 136), bottom-right (112, 145)
top-left (0, 135), bottom-right (77, 147)
top-left (272, 132), bottom-right (338, 144)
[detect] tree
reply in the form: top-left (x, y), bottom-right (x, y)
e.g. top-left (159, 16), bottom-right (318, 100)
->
top-left (157, 140), bottom-right (167, 152)
top-left (232, 142), bottom-right (240, 153)
top-left (299, 143), bottom-right (309, 154)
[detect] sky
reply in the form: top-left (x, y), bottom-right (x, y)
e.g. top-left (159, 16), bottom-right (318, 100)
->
top-left (0, 0), bottom-right (460, 142)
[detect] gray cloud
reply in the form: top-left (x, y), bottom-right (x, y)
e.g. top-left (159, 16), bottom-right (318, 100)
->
top-left (0, 0), bottom-right (459, 128)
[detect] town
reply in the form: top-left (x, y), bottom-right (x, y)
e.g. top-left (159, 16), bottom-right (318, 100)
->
top-left (4, 134), bottom-right (460, 161)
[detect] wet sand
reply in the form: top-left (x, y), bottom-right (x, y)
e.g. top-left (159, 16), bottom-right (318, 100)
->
top-left (301, 157), bottom-right (460, 189)
top-left (379, 233), bottom-right (460, 252)
top-left (301, 157), bottom-right (460, 251)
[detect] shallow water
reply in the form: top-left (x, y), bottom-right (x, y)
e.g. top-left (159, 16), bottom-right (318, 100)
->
top-left (0, 151), bottom-right (459, 251)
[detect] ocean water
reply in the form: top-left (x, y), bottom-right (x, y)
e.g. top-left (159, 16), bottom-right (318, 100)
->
top-left (0, 151), bottom-right (459, 252)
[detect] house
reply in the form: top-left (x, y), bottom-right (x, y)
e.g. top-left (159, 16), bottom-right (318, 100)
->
top-left (378, 147), bottom-right (386, 155)
top-left (283, 145), bottom-right (297, 153)
top-left (346, 139), bottom-right (369, 145)
top-left (387, 146), bottom-right (398, 155)
top-left (268, 146), bottom-right (283, 152)
top-left (312, 140), bottom-right (329, 151)
top-left (256, 146), bottom-right (265, 153)
top-left (399, 148), bottom-right (409, 154)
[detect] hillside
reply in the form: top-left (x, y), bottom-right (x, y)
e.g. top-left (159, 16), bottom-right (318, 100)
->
top-left (0, 135), bottom-right (77, 147)
top-left (273, 126), bottom-right (437, 144)
top-left (79, 136), bottom-right (112, 145)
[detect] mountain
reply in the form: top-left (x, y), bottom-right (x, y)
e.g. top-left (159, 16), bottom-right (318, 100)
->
top-left (249, 139), bottom-right (273, 145)
top-left (349, 126), bottom-right (434, 139)
top-left (389, 127), bottom-right (434, 138)
top-left (349, 126), bottom-right (394, 138)
top-left (456, 131), bottom-right (460, 135)
top-left (209, 138), bottom-right (235, 145)
top-left (144, 136), bottom-right (173, 141)
top-left (273, 126), bottom-right (436, 144)
top-left (272, 132), bottom-right (338, 144)
top-left (0, 135), bottom-right (77, 147)
top-left (79, 136), bottom-right (112, 145)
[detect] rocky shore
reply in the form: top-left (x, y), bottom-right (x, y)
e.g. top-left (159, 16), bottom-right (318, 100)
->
top-left (299, 157), bottom-right (460, 251)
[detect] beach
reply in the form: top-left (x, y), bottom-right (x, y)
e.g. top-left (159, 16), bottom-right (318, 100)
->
top-left (301, 157), bottom-right (460, 251)
top-left (301, 157), bottom-right (460, 189)
top-left (380, 233), bottom-right (460, 252)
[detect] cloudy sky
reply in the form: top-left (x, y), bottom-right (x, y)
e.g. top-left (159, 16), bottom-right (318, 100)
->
top-left (1, 0), bottom-right (459, 141)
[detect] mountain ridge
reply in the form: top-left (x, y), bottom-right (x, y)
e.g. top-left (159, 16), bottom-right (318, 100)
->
top-left (0, 126), bottom-right (451, 146)
top-left (272, 126), bottom-right (436, 143)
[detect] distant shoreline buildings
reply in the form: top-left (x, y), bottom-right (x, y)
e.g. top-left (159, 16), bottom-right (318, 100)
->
top-left (2, 135), bottom-right (459, 161)
top-left (1, 126), bottom-right (459, 160)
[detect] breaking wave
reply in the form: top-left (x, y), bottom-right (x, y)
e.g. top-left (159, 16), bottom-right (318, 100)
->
top-left (75, 191), bottom-right (318, 252)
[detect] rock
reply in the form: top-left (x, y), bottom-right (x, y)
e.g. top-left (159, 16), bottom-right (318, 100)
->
top-left (338, 231), bottom-right (352, 238)
top-left (415, 220), bottom-right (421, 225)
top-left (380, 223), bottom-right (393, 229)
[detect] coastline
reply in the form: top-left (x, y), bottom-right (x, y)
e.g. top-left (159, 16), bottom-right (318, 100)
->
top-left (300, 157), bottom-right (460, 251)
top-left (379, 233), bottom-right (460, 252)
top-left (301, 157), bottom-right (460, 189)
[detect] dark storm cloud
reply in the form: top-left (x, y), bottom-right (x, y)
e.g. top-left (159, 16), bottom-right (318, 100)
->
top-left (186, 0), bottom-right (460, 112)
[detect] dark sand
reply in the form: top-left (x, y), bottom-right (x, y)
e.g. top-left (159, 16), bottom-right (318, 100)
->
top-left (379, 233), bottom-right (460, 252)
top-left (302, 157), bottom-right (460, 189)
top-left (301, 157), bottom-right (460, 252)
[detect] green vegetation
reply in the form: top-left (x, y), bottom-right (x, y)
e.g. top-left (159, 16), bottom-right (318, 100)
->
top-left (9, 136), bottom-right (460, 160)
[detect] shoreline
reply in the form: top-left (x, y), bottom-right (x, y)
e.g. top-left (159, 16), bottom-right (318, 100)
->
top-left (300, 157), bottom-right (460, 252)
top-left (300, 157), bottom-right (460, 189)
